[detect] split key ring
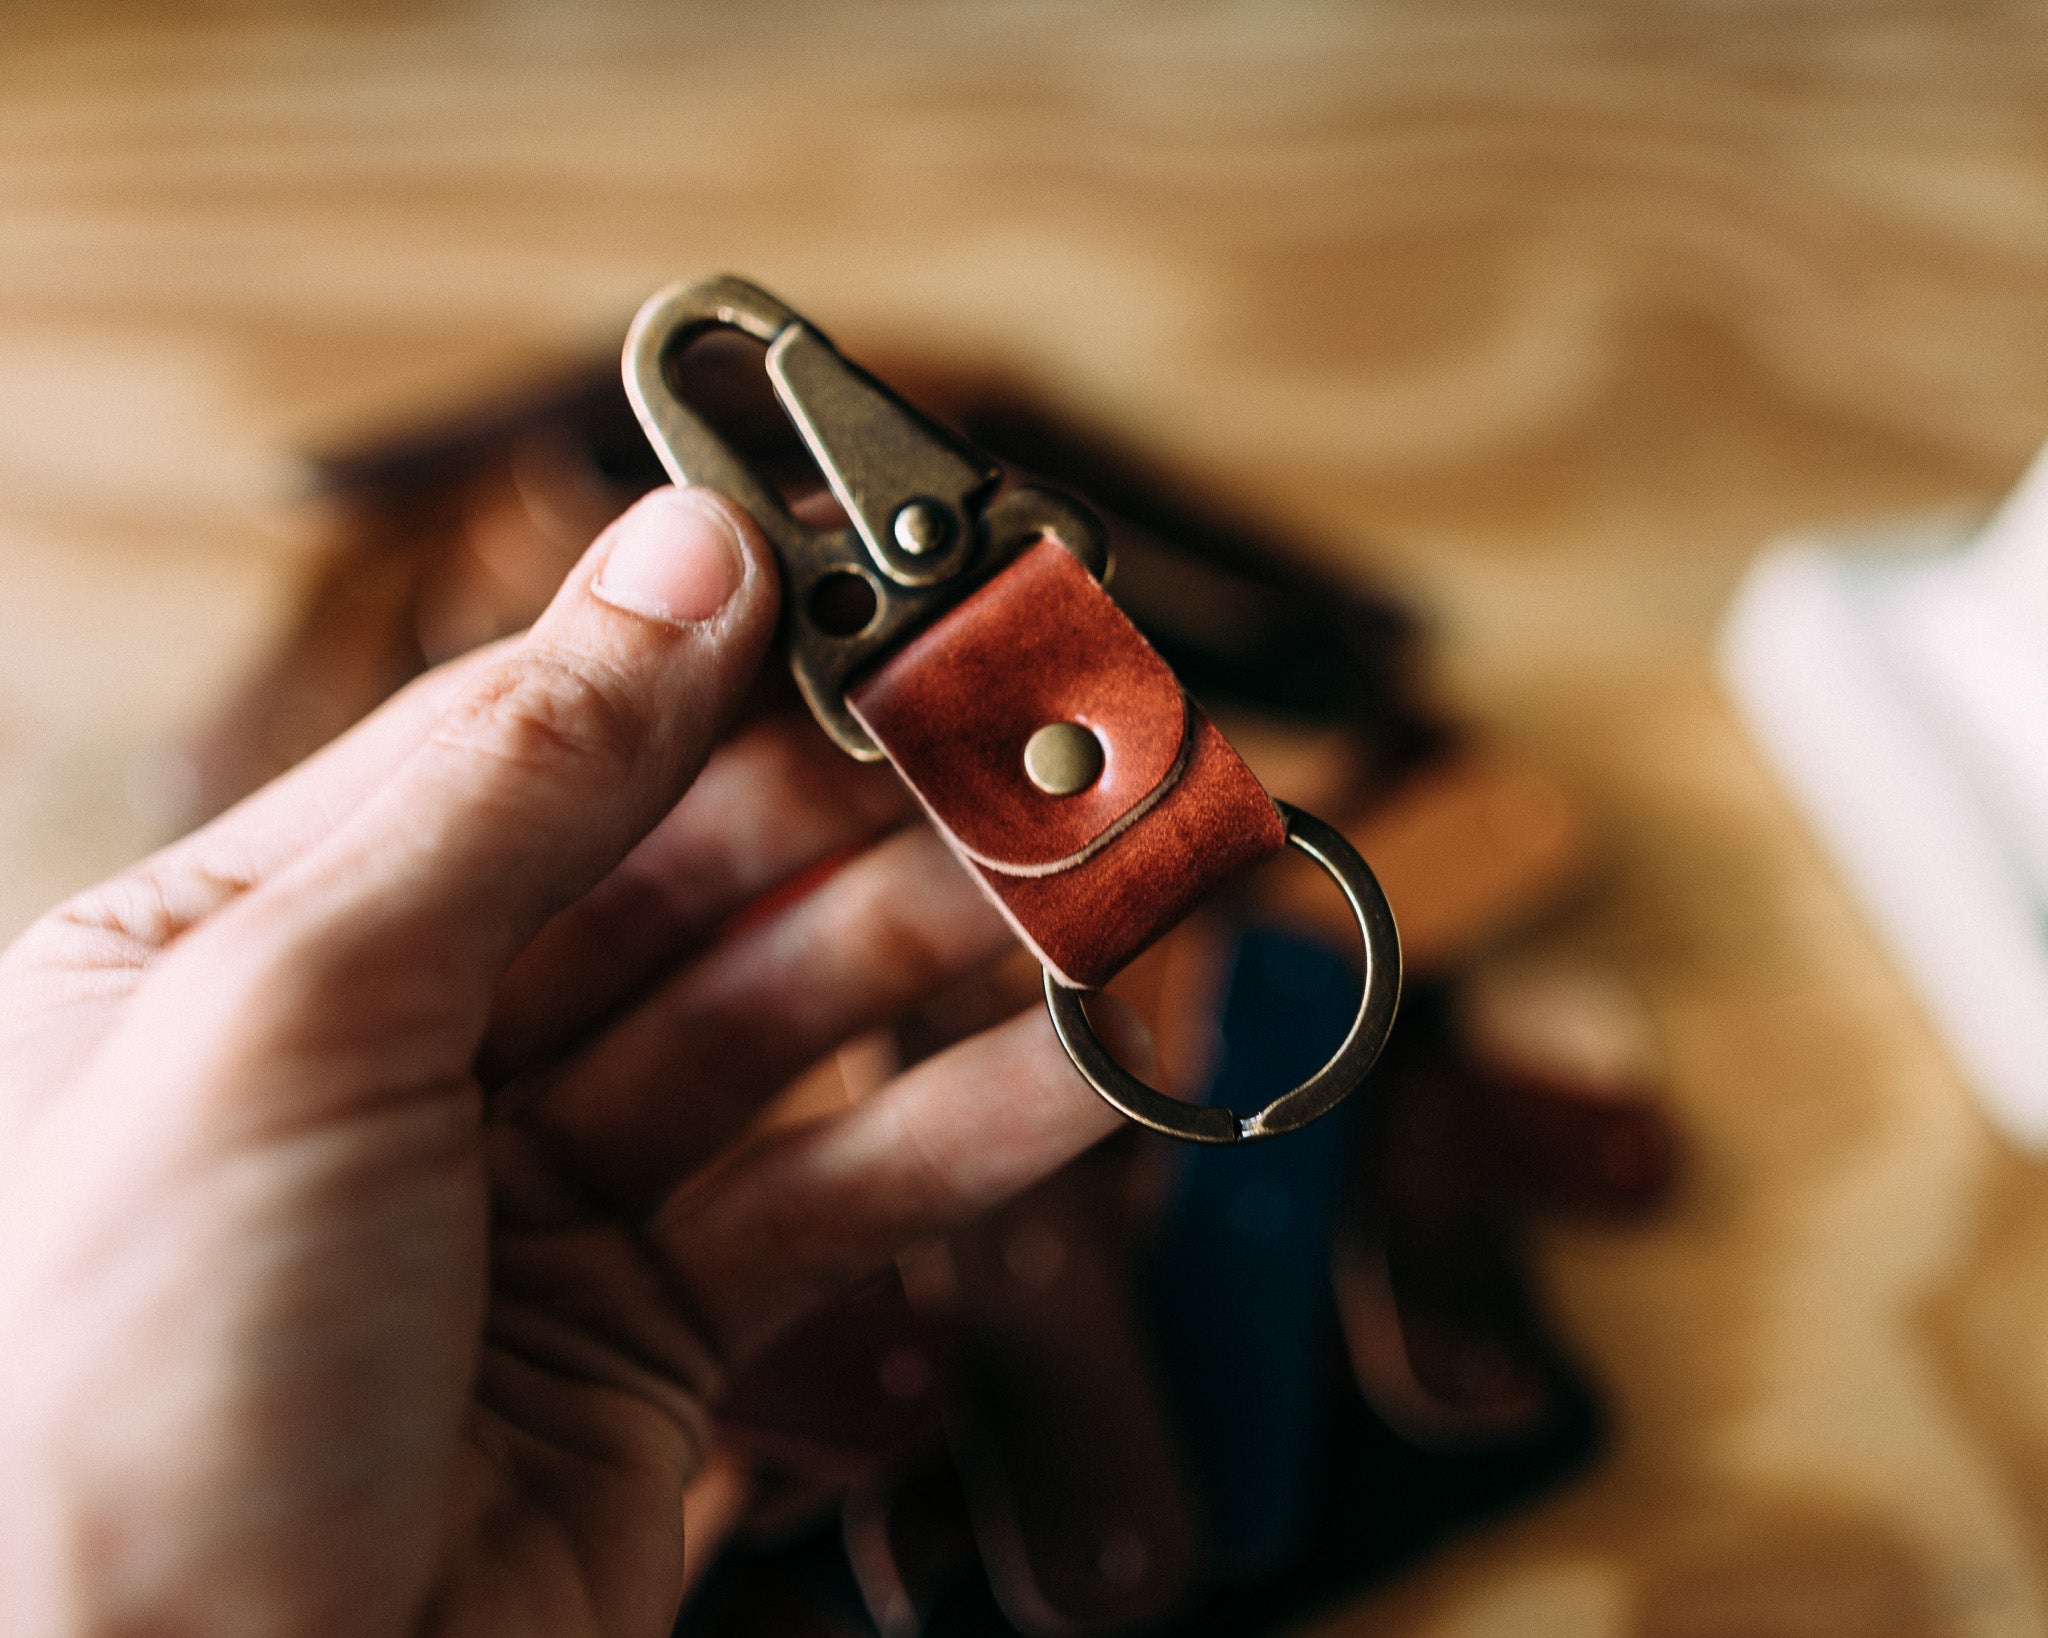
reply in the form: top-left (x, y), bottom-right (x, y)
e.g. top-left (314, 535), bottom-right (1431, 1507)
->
top-left (1044, 803), bottom-right (1402, 1144)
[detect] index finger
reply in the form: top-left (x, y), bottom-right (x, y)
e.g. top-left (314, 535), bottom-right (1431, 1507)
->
top-left (480, 707), bottom-right (914, 1078)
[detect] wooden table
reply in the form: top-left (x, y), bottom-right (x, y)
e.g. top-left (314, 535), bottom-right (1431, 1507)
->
top-left (6, 5), bottom-right (2048, 1632)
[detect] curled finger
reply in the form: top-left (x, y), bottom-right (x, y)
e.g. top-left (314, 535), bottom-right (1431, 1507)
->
top-left (645, 1005), bottom-right (1136, 1368)
top-left (511, 824), bottom-right (1016, 1212)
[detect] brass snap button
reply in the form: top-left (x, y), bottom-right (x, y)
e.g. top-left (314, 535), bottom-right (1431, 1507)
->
top-left (1023, 721), bottom-right (1104, 796)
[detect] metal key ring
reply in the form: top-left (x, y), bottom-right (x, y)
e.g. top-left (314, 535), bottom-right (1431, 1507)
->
top-left (1043, 802), bottom-right (1401, 1144)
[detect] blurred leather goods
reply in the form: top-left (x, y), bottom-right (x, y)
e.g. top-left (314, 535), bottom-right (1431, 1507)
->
top-left (176, 352), bottom-right (1680, 1634)
top-left (719, 1273), bottom-right (949, 1482)
top-left (915, 1154), bottom-right (1205, 1632)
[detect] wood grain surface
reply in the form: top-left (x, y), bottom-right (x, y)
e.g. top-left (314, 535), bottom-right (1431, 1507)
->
top-left (7, 3), bottom-right (2048, 1633)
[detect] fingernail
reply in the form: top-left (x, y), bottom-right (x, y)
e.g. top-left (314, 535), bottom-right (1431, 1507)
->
top-left (594, 489), bottom-right (746, 625)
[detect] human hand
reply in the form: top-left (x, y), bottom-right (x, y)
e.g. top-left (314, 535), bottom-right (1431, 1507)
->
top-left (0, 488), bottom-right (1122, 1637)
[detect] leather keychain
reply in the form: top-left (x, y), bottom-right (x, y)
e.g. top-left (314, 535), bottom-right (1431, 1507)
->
top-left (623, 277), bottom-right (1402, 1142)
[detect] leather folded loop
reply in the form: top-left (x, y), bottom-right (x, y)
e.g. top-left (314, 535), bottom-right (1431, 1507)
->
top-left (850, 539), bottom-right (1192, 873)
top-left (851, 538), bottom-right (1288, 990)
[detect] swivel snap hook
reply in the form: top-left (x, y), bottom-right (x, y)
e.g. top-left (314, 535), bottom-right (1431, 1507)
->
top-left (624, 275), bottom-right (1108, 758)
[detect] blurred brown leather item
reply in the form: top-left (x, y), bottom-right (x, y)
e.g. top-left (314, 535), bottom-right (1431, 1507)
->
top-left (1254, 752), bottom-right (1590, 977)
top-left (902, 1158), bottom-right (1204, 1637)
top-left (684, 1539), bottom-right (877, 1638)
top-left (1454, 956), bottom-right (1679, 1220)
top-left (1480, 1068), bottom-right (1681, 1222)
top-left (178, 508), bottom-right (442, 821)
top-left (1333, 994), bottom-right (1574, 1452)
top-left (842, 1457), bottom-right (984, 1638)
top-left (1207, 715), bottom-right (1373, 825)
top-left (717, 1272), bottom-right (950, 1483)
top-left (728, 1468), bottom-right (857, 1555)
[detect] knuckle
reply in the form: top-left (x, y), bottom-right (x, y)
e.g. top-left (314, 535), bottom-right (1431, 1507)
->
top-left (16, 882), bottom-right (164, 973)
top-left (435, 648), bottom-right (651, 791)
top-left (6, 856), bottom-right (254, 979)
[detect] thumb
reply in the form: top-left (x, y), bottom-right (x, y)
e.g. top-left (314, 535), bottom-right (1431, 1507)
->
top-left (226, 485), bottom-right (783, 1013)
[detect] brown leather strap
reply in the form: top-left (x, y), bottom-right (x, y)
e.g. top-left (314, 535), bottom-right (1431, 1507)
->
top-left (922, 1163), bottom-right (1204, 1633)
top-left (848, 537), bottom-right (1287, 989)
